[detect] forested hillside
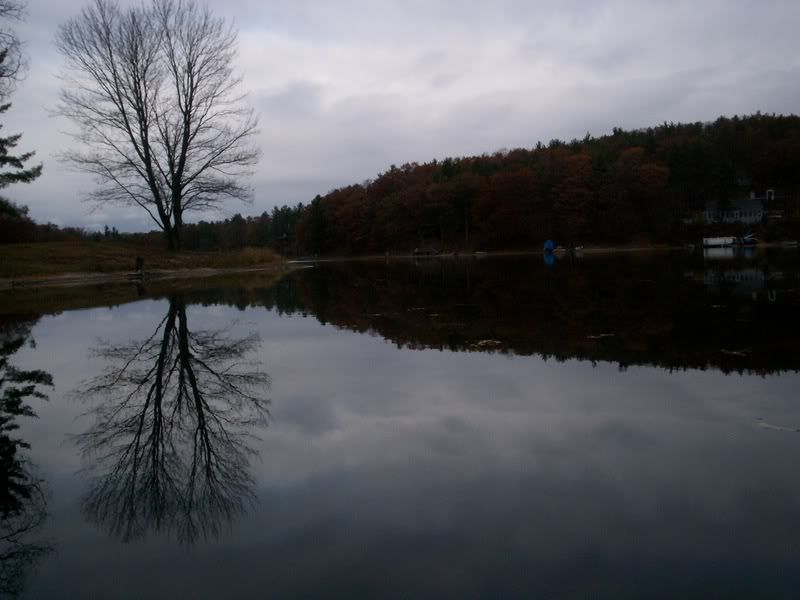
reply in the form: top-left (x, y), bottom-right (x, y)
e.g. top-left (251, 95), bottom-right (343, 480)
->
top-left (289, 113), bottom-right (800, 254)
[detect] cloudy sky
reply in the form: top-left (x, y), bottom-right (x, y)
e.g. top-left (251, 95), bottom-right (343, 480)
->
top-left (7, 0), bottom-right (800, 231)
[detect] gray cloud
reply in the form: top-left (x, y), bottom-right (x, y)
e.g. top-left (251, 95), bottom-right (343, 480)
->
top-left (5, 0), bottom-right (800, 230)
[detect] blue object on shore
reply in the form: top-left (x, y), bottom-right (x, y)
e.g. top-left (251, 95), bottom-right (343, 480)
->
top-left (543, 239), bottom-right (555, 254)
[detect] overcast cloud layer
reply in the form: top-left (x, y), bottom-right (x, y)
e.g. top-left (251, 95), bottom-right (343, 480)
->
top-left (7, 0), bottom-right (800, 231)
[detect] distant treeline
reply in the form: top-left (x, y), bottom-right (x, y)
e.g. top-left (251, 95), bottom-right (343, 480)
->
top-left (0, 198), bottom-right (303, 251)
top-left (4, 113), bottom-right (800, 252)
top-left (1, 198), bottom-right (130, 244)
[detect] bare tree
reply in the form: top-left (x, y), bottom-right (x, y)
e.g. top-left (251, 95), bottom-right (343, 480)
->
top-left (56, 0), bottom-right (259, 250)
top-left (0, 0), bottom-right (26, 99)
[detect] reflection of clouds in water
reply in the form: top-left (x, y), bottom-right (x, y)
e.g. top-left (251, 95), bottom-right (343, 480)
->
top-left (11, 286), bottom-right (800, 598)
top-left (276, 393), bottom-right (338, 435)
top-left (124, 311), bottom-right (154, 321)
top-left (251, 311), bottom-right (800, 494)
top-left (194, 305), bottom-right (229, 318)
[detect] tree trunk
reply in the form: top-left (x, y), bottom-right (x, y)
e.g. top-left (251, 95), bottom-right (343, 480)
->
top-left (164, 228), bottom-right (176, 251)
top-left (173, 206), bottom-right (183, 251)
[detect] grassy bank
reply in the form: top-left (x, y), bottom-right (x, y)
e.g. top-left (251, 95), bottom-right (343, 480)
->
top-left (0, 241), bottom-right (282, 279)
top-left (0, 268), bottom-right (294, 315)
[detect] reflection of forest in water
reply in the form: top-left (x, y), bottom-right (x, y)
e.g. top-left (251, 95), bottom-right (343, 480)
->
top-left (0, 317), bottom-right (52, 598)
top-left (76, 295), bottom-right (271, 544)
top-left (5, 254), bottom-right (797, 376)
top-left (177, 253), bottom-right (800, 375)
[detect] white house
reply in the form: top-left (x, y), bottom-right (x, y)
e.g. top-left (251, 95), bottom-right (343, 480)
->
top-left (704, 197), bottom-right (763, 225)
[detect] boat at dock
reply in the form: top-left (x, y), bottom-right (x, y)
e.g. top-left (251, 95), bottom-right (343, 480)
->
top-left (703, 237), bottom-right (735, 248)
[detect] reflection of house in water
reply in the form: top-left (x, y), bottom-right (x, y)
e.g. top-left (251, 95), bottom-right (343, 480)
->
top-left (704, 196), bottom-right (764, 225)
top-left (704, 268), bottom-right (765, 297)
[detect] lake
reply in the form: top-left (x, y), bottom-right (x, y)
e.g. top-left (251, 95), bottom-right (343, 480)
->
top-left (2, 251), bottom-right (800, 599)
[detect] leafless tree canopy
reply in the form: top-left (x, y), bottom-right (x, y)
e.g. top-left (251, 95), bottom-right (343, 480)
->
top-left (0, 0), bottom-right (25, 98)
top-left (75, 296), bottom-right (271, 544)
top-left (56, 0), bottom-right (259, 250)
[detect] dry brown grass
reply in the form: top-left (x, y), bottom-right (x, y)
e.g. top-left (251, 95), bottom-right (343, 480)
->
top-left (0, 241), bottom-right (281, 279)
top-left (0, 269), bottom-right (291, 315)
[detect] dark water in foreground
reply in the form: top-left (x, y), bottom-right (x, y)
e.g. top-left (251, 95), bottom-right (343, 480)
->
top-left (2, 251), bottom-right (800, 598)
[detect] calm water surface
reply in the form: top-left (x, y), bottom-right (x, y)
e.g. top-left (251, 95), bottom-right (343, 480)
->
top-left (2, 252), bottom-right (800, 598)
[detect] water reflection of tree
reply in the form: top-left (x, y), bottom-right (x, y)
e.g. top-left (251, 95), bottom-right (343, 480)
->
top-left (0, 318), bottom-right (53, 597)
top-left (77, 296), bottom-right (271, 544)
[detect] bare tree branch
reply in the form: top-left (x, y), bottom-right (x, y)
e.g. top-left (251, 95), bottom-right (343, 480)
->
top-left (0, 0), bottom-right (27, 99)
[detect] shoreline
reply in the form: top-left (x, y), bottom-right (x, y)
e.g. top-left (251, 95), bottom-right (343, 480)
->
top-left (290, 241), bottom-right (797, 264)
top-left (0, 263), bottom-right (297, 292)
top-left (289, 245), bottom-right (677, 264)
top-left (0, 264), bottom-right (305, 316)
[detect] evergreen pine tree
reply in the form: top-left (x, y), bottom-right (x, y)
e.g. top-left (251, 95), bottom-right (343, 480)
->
top-left (0, 0), bottom-right (41, 226)
top-left (0, 102), bottom-right (40, 203)
top-left (0, 102), bottom-right (40, 242)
